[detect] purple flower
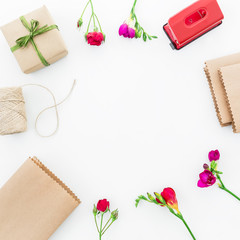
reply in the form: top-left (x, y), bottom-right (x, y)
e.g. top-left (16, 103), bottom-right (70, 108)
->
top-left (119, 23), bottom-right (135, 39)
top-left (197, 170), bottom-right (216, 188)
top-left (208, 150), bottom-right (220, 162)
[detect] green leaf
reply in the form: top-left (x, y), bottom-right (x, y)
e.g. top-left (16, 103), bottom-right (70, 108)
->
top-left (147, 192), bottom-right (155, 201)
top-left (210, 161), bottom-right (217, 170)
top-left (151, 36), bottom-right (158, 39)
top-left (135, 198), bottom-right (140, 207)
top-left (154, 192), bottom-right (166, 205)
top-left (135, 195), bottom-right (148, 207)
top-left (148, 35), bottom-right (152, 40)
top-left (143, 32), bottom-right (147, 42)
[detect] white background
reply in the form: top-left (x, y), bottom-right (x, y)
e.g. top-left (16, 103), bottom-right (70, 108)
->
top-left (0, 0), bottom-right (240, 239)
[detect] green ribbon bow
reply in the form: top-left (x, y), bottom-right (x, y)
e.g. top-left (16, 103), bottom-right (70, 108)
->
top-left (11, 16), bottom-right (58, 66)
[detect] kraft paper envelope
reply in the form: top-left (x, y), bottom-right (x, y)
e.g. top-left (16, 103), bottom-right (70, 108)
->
top-left (1, 6), bottom-right (68, 74)
top-left (204, 53), bottom-right (240, 126)
top-left (219, 64), bottom-right (240, 133)
top-left (0, 157), bottom-right (80, 240)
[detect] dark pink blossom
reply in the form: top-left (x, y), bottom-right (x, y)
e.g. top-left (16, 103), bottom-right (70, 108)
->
top-left (197, 170), bottom-right (216, 188)
top-left (208, 150), bottom-right (220, 161)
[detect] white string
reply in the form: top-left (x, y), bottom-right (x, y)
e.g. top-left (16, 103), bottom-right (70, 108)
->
top-left (21, 80), bottom-right (76, 137)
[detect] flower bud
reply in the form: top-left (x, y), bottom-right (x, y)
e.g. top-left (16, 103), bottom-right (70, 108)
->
top-left (77, 18), bottom-right (83, 28)
top-left (203, 163), bottom-right (209, 170)
top-left (93, 204), bottom-right (97, 216)
top-left (111, 209), bottom-right (119, 221)
top-left (97, 199), bottom-right (110, 212)
top-left (208, 150), bottom-right (220, 161)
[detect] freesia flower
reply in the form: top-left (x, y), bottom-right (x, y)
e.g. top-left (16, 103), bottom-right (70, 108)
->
top-left (93, 199), bottom-right (118, 240)
top-left (208, 150), bottom-right (220, 161)
top-left (161, 187), bottom-right (179, 212)
top-left (198, 150), bottom-right (240, 201)
top-left (136, 188), bottom-right (196, 240)
top-left (119, 0), bottom-right (157, 41)
top-left (197, 170), bottom-right (216, 188)
top-left (77, 0), bottom-right (105, 46)
top-left (97, 199), bottom-right (110, 212)
top-left (119, 22), bottom-right (135, 38)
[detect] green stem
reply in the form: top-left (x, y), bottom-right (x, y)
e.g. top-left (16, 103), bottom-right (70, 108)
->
top-left (86, 14), bottom-right (93, 33)
top-left (179, 215), bottom-right (196, 240)
top-left (80, 0), bottom-right (90, 18)
top-left (217, 174), bottom-right (240, 201)
top-left (94, 14), bottom-right (103, 32)
top-left (131, 0), bottom-right (138, 14)
top-left (101, 216), bottom-right (111, 232)
top-left (89, 0), bottom-right (96, 29)
top-left (102, 220), bottom-right (114, 235)
top-left (99, 213), bottom-right (104, 240)
top-left (221, 187), bottom-right (240, 201)
top-left (216, 174), bottom-right (225, 188)
top-left (94, 214), bottom-right (99, 233)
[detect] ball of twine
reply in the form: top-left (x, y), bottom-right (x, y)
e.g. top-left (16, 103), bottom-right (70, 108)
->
top-left (0, 87), bottom-right (27, 135)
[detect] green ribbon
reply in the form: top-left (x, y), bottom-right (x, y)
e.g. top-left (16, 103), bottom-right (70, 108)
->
top-left (11, 16), bottom-right (58, 66)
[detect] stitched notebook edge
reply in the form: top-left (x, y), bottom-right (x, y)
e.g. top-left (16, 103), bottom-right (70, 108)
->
top-left (204, 65), bottom-right (231, 127)
top-left (30, 156), bottom-right (81, 204)
top-left (218, 70), bottom-right (237, 133)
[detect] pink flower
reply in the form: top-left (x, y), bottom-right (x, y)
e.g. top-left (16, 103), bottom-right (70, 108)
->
top-left (197, 170), bottom-right (216, 188)
top-left (119, 23), bottom-right (135, 38)
top-left (97, 199), bottom-right (110, 212)
top-left (161, 188), bottom-right (179, 212)
top-left (208, 150), bottom-right (220, 161)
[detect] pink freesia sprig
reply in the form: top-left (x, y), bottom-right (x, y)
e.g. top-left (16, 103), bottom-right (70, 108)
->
top-left (119, 0), bottom-right (157, 41)
top-left (198, 150), bottom-right (240, 201)
top-left (93, 199), bottom-right (118, 240)
top-left (136, 188), bottom-right (196, 240)
top-left (77, 0), bottom-right (105, 46)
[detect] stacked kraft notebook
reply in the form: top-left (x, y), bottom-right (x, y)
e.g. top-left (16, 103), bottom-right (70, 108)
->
top-left (205, 53), bottom-right (240, 133)
top-left (0, 157), bottom-right (80, 240)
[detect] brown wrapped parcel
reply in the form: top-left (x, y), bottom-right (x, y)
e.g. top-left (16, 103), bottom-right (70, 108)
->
top-left (0, 157), bottom-right (80, 239)
top-left (1, 6), bottom-right (68, 73)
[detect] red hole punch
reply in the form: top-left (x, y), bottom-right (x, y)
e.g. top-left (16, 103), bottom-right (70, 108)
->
top-left (163, 0), bottom-right (224, 50)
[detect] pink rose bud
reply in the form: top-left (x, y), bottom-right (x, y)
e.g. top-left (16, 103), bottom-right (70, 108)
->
top-left (97, 199), bottom-right (110, 212)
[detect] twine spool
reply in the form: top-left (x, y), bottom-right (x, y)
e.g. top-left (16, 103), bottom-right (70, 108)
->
top-left (0, 87), bottom-right (27, 135)
top-left (0, 80), bottom-right (76, 136)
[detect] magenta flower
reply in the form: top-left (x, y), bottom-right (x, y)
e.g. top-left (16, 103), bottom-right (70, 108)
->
top-left (208, 150), bottom-right (220, 161)
top-left (119, 22), bottom-right (135, 38)
top-left (198, 150), bottom-right (240, 202)
top-left (119, 0), bottom-right (157, 41)
top-left (198, 170), bottom-right (216, 188)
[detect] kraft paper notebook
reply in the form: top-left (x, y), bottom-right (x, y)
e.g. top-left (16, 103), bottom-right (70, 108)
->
top-left (0, 157), bottom-right (80, 240)
top-left (204, 53), bottom-right (240, 126)
top-left (219, 63), bottom-right (240, 133)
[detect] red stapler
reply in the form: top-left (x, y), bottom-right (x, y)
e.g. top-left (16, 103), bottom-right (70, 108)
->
top-left (163, 0), bottom-right (224, 50)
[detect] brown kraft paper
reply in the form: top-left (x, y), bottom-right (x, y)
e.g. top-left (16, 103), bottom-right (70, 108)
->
top-left (1, 6), bottom-right (68, 74)
top-left (204, 53), bottom-right (240, 126)
top-left (219, 63), bottom-right (240, 133)
top-left (0, 157), bottom-right (80, 239)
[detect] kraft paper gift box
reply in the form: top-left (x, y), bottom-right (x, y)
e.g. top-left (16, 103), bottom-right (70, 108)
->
top-left (219, 63), bottom-right (240, 133)
top-left (0, 157), bottom-right (80, 240)
top-left (1, 6), bottom-right (68, 74)
top-left (204, 53), bottom-right (240, 126)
